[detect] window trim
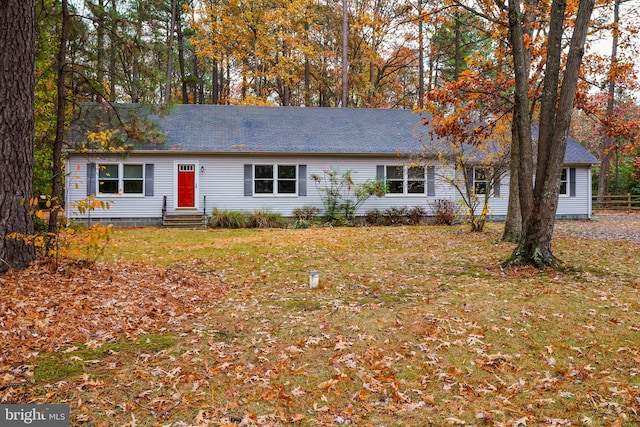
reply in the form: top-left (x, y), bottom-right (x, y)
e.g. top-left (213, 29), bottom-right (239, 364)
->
top-left (253, 163), bottom-right (299, 197)
top-left (559, 167), bottom-right (577, 197)
top-left (467, 166), bottom-right (503, 197)
top-left (559, 167), bottom-right (569, 196)
top-left (96, 162), bottom-right (146, 197)
top-left (473, 167), bottom-right (489, 196)
top-left (407, 165), bottom-right (426, 194)
top-left (384, 164), bottom-right (427, 196)
top-left (386, 165), bottom-right (405, 195)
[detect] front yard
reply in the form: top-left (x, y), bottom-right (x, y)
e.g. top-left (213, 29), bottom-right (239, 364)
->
top-left (1, 222), bottom-right (638, 425)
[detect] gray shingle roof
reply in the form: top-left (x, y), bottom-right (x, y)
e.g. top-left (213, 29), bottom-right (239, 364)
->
top-left (157, 104), bottom-right (431, 155)
top-left (69, 104), bottom-right (598, 164)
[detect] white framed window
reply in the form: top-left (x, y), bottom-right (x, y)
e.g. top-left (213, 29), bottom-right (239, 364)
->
top-left (254, 164), bottom-right (297, 195)
top-left (408, 166), bottom-right (425, 194)
top-left (385, 165), bottom-right (426, 195)
top-left (473, 168), bottom-right (489, 195)
top-left (382, 164), bottom-right (430, 196)
top-left (97, 163), bottom-right (144, 195)
top-left (386, 165), bottom-right (405, 194)
top-left (559, 168), bottom-right (568, 196)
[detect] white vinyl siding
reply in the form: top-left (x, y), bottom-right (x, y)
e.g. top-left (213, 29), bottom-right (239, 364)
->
top-left (555, 167), bottom-right (590, 217)
top-left (65, 154), bottom-right (592, 221)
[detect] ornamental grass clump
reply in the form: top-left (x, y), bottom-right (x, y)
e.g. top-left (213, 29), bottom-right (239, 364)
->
top-left (209, 209), bottom-right (250, 228)
top-left (248, 210), bottom-right (287, 228)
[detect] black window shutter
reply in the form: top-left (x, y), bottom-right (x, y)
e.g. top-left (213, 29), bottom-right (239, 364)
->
top-left (494, 173), bottom-right (501, 197)
top-left (376, 165), bottom-right (385, 180)
top-left (244, 164), bottom-right (253, 196)
top-left (145, 164), bottom-right (154, 196)
top-left (427, 165), bottom-right (435, 196)
top-left (569, 168), bottom-right (576, 197)
top-left (87, 163), bottom-right (96, 196)
top-left (298, 164), bottom-right (307, 196)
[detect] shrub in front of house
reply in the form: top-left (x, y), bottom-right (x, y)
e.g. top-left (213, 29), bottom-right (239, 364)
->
top-left (430, 199), bottom-right (457, 225)
top-left (364, 209), bottom-right (384, 226)
top-left (292, 206), bottom-right (320, 221)
top-left (209, 209), bottom-right (251, 228)
top-left (291, 206), bottom-right (321, 229)
top-left (248, 210), bottom-right (287, 228)
top-left (209, 209), bottom-right (287, 229)
top-left (383, 206), bottom-right (409, 225)
top-left (364, 205), bottom-right (437, 226)
top-left (407, 206), bottom-right (427, 225)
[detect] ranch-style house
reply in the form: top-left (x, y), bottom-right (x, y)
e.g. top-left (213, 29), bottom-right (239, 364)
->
top-left (64, 104), bottom-right (598, 227)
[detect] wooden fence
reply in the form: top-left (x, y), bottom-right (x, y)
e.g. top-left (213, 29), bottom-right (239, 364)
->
top-left (592, 194), bottom-right (640, 212)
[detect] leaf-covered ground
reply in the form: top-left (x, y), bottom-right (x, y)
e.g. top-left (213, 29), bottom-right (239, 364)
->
top-left (1, 218), bottom-right (638, 426)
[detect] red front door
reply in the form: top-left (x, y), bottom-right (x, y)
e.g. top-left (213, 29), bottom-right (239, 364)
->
top-left (177, 164), bottom-right (196, 208)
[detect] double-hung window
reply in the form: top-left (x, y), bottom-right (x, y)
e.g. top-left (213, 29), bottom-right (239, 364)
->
top-left (559, 168), bottom-right (569, 196)
top-left (407, 166), bottom-right (425, 194)
top-left (254, 164), bottom-right (297, 195)
top-left (386, 166), bottom-right (405, 194)
top-left (97, 163), bottom-right (144, 195)
top-left (473, 168), bottom-right (489, 195)
top-left (386, 165), bottom-right (426, 195)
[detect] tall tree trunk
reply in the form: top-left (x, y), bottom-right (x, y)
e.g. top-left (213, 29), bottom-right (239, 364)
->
top-left (193, 53), bottom-right (203, 103)
top-left (341, 0), bottom-right (348, 107)
top-left (47, 0), bottom-right (69, 242)
top-left (508, 0), bottom-right (535, 229)
top-left (597, 0), bottom-right (620, 200)
top-left (368, 60), bottom-right (375, 106)
top-left (241, 62), bottom-right (247, 100)
top-left (304, 56), bottom-right (311, 106)
top-left (131, 50), bottom-right (140, 103)
top-left (503, 118), bottom-right (522, 242)
top-left (177, 6), bottom-right (188, 104)
top-left (96, 0), bottom-right (105, 102)
top-left (417, 3), bottom-right (424, 108)
top-left (108, 0), bottom-right (117, 102)
top-left (282, 83), bottom-right (290, 106)
top-left (165, 0), bottom-right (177, 102)
top-left (503, 0), bottom-right (535, 243)
top-left (212, 60), bottom-right (219, 104)
top-left (427, 47), bottom-right (434, 91)
top-left (0, 0), bottom-right (36, 272)
top-left (225, 60), bottom-right (230, 103)
top-left (304, 18), bottom-right (312, 107)
top-left (453, 11), bottom-right (461, 80)
top-left (507, 0), bottom-right (595, 267)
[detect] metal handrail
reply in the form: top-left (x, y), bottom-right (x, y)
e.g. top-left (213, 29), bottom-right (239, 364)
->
top-left (162, 195), bottom-right (167, 219)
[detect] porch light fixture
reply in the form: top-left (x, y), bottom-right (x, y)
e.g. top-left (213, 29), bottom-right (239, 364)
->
top-left (200, 165), bottom-right (205, 173)
top-left (309, 270), bottom-right (319, 289)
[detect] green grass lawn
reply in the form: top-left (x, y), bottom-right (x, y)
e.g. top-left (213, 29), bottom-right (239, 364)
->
top-left (3, 224), bottom-right (639, 426)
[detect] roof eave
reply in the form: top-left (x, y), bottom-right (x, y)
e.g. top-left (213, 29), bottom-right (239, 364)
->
top-left (564, 161), bottom-right (598, 166)
top-left (67, 149), bottom-right (423, 157)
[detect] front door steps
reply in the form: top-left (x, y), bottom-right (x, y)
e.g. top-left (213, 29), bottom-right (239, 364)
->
top-left (162, 214), bottom-right (207, 229)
